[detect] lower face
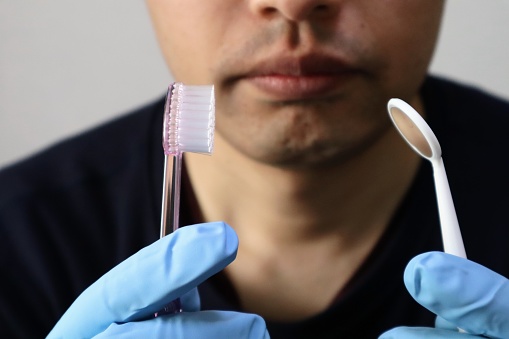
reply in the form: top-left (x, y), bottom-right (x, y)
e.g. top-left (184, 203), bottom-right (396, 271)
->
top-left (146, 0), bottom-right (445, 169)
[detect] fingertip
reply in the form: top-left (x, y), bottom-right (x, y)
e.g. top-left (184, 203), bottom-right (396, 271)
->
top-left (404, 251), bottom-right (453, 298)
top-left (378, 327), bottom-right (407, 339)
top-left (403, 252), bottom-right (432, 298)
top-left (221, 221), bottom-right (239, 258)
top-left (247, 314), bottom-right (270, 339)
top-left (192, 221), bottom-right (238, 261)
top-left (180, 288), bottom-right (201, 312)
top-left (435, 315), bottom-right (458, 330)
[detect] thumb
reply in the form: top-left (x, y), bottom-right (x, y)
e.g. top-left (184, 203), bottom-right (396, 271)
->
top-left (404, 251), bottom-right (509, 338)
top-left (48, 221), bottom-right (238, 339)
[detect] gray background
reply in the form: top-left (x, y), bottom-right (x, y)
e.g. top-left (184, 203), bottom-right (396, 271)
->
top-left (1, 0), bottom-right (508, 168)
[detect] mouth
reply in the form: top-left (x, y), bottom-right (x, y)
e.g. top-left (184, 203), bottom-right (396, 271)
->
top-left (238, 53), bottom-right (361, 102)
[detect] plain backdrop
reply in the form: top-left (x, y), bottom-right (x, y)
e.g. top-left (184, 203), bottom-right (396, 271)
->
top-left (1, 0), bottom-right (508, 168)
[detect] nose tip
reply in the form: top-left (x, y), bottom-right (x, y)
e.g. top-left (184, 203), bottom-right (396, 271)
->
top-left (251, 0), bottom-right (335, 22)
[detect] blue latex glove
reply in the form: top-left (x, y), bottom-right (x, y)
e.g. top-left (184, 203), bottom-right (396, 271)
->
top-left (47, 221), bottom-right (269, 339)
top-left (379, 252), bottom-right (509, 338)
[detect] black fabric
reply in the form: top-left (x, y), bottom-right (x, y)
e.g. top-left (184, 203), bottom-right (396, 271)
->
top-left (1, 76), bottom-right (509, 338)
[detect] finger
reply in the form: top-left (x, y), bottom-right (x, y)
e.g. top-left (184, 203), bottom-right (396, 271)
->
top-left (180, 287), bottom-right (200, 312)
top-left (379, 326), bottom-right (479, 339)
top-left (94, 311), bottom-right (270, 339)
top-left (435, 316), bottom-right (457, 331)
top-left (48, 221), bottom-right (238, 339)
top-left (404, 252), bottom-right (509, 337)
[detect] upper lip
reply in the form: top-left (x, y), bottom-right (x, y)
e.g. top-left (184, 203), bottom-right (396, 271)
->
top-left (241, 52), bottom-right (357, 78)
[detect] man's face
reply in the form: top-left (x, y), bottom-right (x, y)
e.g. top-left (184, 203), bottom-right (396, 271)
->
top-left (146, 0), bottom-right (444, 168)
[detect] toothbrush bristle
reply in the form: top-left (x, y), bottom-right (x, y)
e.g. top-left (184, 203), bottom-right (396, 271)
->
top-left (162, 83), bottom-right (215, 155)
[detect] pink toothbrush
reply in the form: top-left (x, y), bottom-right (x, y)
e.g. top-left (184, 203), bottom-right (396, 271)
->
top-left (157, 82), bottom-right (215, 315)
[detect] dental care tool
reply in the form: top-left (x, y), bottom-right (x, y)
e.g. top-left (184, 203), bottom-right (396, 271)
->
top-left (157, 82), bottom-right (215, 315)
top-left (161, 83), bottom-right (215, 238)
top-left (387, 98), bottom-right (466, 258)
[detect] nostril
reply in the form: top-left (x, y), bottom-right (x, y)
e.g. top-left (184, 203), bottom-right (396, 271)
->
top-left (261, 6), bottom-right (278, 17)
top-left (252, 0), bottom-right (335, 22)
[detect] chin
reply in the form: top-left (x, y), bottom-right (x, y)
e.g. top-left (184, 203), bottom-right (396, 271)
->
top-left (236, 128), bottom-right (381, 170)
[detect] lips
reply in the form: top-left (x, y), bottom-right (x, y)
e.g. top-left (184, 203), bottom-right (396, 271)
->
top-left (241, 53), bottom-right (359, 101)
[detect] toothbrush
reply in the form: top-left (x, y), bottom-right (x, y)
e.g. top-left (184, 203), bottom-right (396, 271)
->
top-left (157, 82), bottom-right (215, 315)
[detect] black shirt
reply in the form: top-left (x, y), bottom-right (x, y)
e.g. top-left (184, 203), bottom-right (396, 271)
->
top-left (1, 76), bottom-right (509, 338)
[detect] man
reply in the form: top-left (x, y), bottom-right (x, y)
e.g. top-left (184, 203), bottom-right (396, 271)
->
top-left (1, 0), bottom-right (508, 338)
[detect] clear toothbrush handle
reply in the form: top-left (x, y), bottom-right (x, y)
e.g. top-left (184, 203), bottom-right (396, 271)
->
top-left (156, 153), bottom-right (184, 315)
top-left (160, 155), bottom-right (171, 238)
top-left (161, 153), bottom-right (183, 238)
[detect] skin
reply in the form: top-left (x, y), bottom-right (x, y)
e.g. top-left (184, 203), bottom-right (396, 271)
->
top-left (146, 0), bottom-right (445, 322)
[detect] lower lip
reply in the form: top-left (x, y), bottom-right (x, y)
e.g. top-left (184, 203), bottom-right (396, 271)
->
top-left (247, 73), bottom-right (354, 101)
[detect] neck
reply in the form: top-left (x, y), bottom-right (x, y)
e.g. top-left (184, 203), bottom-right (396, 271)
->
top-left (184, 104), bottom-right (422, 320)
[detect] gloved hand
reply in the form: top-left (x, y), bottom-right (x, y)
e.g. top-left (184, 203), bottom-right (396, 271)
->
top-left (47, 221), bottom-right (269, 339)
top-left (379, 251), bottom-right (509, 338)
